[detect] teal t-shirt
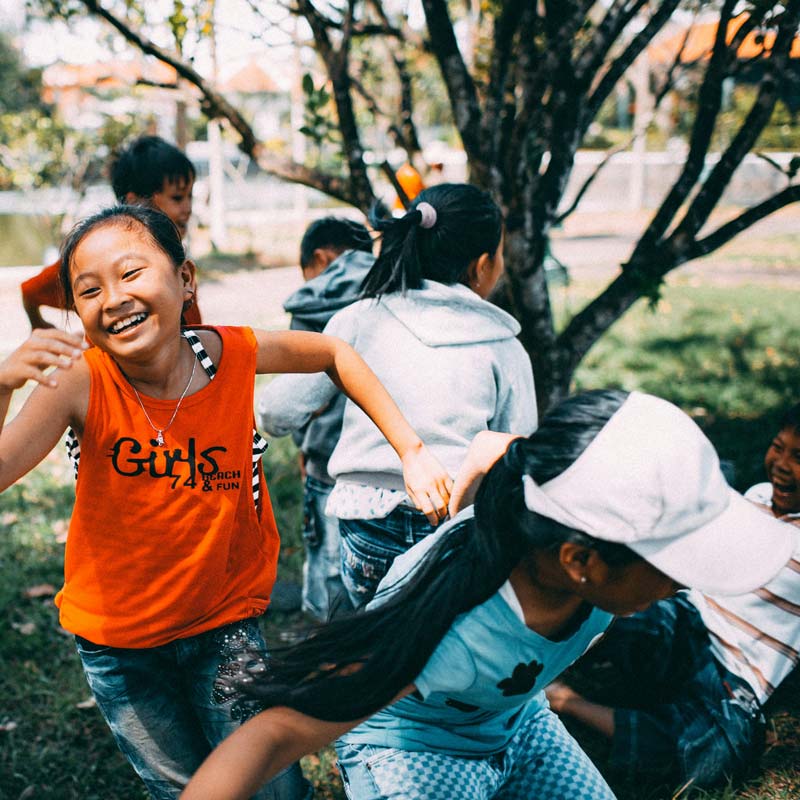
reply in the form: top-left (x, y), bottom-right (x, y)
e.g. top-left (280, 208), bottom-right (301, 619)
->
top-left (340, 511), bottom-right (613, 756)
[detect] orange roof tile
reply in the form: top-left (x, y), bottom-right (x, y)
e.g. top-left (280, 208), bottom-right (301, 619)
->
top-left (649, 16), bottom-right (800, 64)
top-left (220, 61), bottom-right (278, 93)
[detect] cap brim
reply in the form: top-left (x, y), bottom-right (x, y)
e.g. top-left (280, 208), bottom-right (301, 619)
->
top-left (631, 488), bottom-right (797, 595)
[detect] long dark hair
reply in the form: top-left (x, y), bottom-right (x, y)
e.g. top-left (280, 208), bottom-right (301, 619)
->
top-left (59, 205), bottom-right (185, 307)
top-left (360, 183), bottom-right (503, 298)
top-left (234, 390), bottom-right (634, 722)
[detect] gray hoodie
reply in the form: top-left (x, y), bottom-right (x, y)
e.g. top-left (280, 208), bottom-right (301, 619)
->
top-left (259, 249), bottom-right (374, 483)
top-left (260, 280), bottom-right (537, 491)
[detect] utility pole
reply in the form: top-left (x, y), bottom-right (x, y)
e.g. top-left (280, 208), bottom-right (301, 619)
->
top-left (208, 0), bottom-right (228, 251)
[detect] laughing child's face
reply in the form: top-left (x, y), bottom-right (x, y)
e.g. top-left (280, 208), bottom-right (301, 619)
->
top-left (765, 425), bottom-right (800, 516)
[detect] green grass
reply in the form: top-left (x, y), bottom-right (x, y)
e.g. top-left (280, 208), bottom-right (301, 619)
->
top-left (1, 282), bottom-right (799, 798)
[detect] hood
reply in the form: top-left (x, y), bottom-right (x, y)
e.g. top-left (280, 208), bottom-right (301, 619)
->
top-left (380, 280), bottom-right (521, 346)
top-left (284, 249), bottom-right (375, 328)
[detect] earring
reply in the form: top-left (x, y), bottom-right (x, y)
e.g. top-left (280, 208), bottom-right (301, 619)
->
top-left (580, 576), bottom-right (587, 584)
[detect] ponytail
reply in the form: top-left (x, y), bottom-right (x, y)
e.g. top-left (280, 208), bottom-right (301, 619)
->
top-left (233, 390), bottom-right (632, 721)
top-left (360, 183), bottom-right (503, 298)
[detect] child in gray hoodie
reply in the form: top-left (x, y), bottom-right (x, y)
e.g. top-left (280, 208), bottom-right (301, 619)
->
top-left (259, 217), bottom-right (374, 620)
top-left (260, 184), bottom-right (537, 608)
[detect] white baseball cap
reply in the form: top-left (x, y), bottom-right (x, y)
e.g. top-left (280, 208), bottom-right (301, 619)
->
top-left (522, 391), bottom-right (796, 595)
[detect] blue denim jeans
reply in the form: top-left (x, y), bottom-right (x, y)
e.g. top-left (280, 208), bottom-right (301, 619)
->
top-left (335, 706), bottom-right (615, 799)
top-left (302, 476), bottom-right (349, 620)
top-left (584, 595), bottom-right (765, 789)
top-left (339, 506), bottom-right (437, 608)
top-left (75, 617), bottom-right (313, 800)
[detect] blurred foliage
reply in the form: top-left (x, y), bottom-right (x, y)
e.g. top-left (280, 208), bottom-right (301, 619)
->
top-left (0, 31), bottom-right (44, 113)
top-left (0, 33), bottom-right (144, 191)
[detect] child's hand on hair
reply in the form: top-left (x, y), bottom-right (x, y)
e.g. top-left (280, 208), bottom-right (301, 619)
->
top-left (401, 445), bottom-right (453, 526)
top-left (450, 432), bottom-right (522, 517)
top-left (0, 329), bottom-right (87, 392)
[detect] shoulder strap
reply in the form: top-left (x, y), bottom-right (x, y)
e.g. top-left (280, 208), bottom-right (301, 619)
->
top-left (182, 328), bottom-right (217, 379)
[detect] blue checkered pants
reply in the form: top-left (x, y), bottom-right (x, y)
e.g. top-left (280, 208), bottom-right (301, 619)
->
top-left (335, 706), bottom-right (615, 799)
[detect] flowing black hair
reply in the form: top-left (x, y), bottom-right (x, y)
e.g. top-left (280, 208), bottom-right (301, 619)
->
top-left (233, 390), bottom-right (634, 722)
top-left (109, 135), bottom-right (195, 201)
top-left (299, 217), bottom-right (373, 269)
top-left (360, 183), bottom-right (503, 298)
top-left (59, 205), bottom-right (185, 307)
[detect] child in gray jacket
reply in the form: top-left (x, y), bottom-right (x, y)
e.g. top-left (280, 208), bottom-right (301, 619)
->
top-left (259, 217), bottom-right (374, 620)
top-left (260, 184), bottom-right (537, 608)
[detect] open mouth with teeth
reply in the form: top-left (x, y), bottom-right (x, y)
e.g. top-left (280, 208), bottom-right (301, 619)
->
top-left (108, 312), bottom-right (148, 334)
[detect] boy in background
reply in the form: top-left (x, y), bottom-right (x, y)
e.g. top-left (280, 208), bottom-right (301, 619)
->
top-left (546, 402), bottom-right (800, 791)
top-left (21, 135), bottom-right (199, 328)
top-left (258, 217), bottom-right (374, 620)
top-left (744, 402), bottom-right (800, 521)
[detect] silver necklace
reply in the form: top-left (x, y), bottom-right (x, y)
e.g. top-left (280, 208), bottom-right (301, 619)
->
top-left (129, 351), bottom-right (197, 447)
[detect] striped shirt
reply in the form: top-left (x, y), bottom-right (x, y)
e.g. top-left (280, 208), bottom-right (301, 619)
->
top-left (689, 492), bottom-right (800, 704)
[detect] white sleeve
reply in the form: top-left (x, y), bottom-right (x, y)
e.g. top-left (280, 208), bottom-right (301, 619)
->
top-left (490, 339), bottom-right (538, 435)
top-left (257, 373), bottom-right (339, 436)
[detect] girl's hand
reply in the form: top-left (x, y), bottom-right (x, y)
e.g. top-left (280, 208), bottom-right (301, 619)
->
top-left (449, 431), bottom-right (522, 517)
top-left (401, 444), bottom-right (453, 526)
top-left (0, 329), bottom-right (87, 392)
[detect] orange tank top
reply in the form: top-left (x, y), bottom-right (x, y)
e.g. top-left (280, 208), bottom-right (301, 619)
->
top-left (55, 326), bottom-right (280, 647)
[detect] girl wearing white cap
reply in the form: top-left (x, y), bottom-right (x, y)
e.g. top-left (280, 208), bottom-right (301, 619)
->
top-left (183, 390), bottom-right (795, 800)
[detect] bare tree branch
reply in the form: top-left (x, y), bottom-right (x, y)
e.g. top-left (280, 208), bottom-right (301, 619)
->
top-left (584, 0), bottom-right (682, 130)
top-left (575, 0), bottom-right (648, 82)
top-left (688, 184), bottom-right (800, 258)
top-left (754, 150), bottom-right (792, 178)
top-left (421, 0), bottom-right (484, 165)
top-left (670, 0), bottom-right (800, 244)
top-left (295, 0), bottom-right (376, 208)
top-left (366, 0), bottom-right (426, 51)
top-left (76, 0), bottom-right (361, 206)
top-left (554, 141), bottom-right (630, 224)
top-left (481, 0), bottom-right (524, 167)
top-left (630, 0), bottom-right (738, 257)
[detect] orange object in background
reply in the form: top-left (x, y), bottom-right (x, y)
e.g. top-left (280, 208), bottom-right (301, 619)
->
top-left (392, 163), bottom-right (426, 211)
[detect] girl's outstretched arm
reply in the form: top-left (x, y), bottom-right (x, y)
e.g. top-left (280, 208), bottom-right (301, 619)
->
top-left (182, 707), bottom-right (356, 800)
top-left (183, 683), bottom-right (414, 800)
top-left (449, 431), bottom-right (522, 516)
top-left (255, 329), bottom-right (452, 523)
top-left (0, 329), bottom-right (88, 490)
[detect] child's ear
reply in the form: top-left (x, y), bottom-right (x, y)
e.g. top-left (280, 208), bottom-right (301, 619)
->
top-left (180, 260), bottom-right (197, 297)
top-left (466, 253), bottom-right (492, 293)
top-left (558, 543), bottom-right (609, 587)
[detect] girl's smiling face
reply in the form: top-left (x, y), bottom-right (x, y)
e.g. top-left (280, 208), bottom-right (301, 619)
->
top-left (765, 426), bottom-right (800, 516)
top-left (69, 221), bottom-right (194, 357)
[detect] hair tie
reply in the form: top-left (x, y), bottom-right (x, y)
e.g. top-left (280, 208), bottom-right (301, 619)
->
top-left (416, 202), bottom-right (437, 229)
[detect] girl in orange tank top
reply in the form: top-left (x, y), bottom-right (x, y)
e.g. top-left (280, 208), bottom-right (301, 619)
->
top-left (0, 205), bottom-right (452, 800)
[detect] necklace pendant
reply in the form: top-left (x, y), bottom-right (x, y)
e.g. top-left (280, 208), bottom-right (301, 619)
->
top-left (155, 430), bottom-right (165, 447)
